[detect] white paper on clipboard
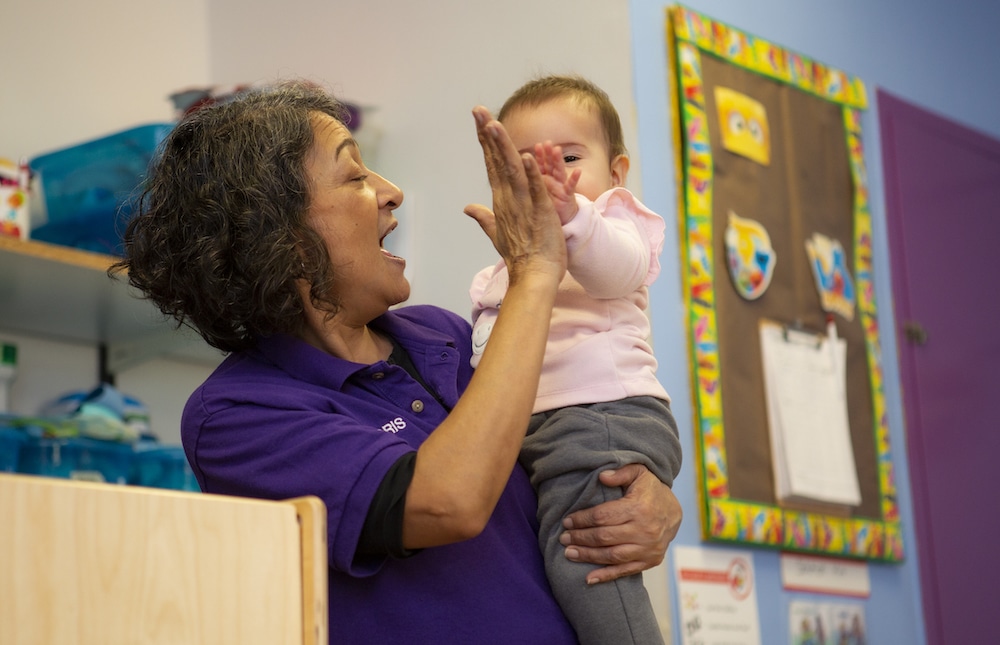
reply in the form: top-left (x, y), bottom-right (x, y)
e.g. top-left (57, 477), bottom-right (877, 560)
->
top-left (759, 319), bottom-right (861, 506)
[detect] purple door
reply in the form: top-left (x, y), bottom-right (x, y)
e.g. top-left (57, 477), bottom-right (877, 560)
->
top-left (879, 88), bottom-right (1000, 644)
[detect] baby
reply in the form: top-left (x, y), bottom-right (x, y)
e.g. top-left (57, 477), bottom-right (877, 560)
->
top-left (470, 75), bottom-right (682, 645)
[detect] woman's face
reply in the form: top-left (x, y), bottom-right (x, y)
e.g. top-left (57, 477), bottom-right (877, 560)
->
top-left (303, 113), bottom-right (408, 324)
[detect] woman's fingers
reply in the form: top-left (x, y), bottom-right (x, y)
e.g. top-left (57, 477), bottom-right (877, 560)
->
top-left (468, 106), bottom-right (566, 279)
top-left (463, 203), bottom-right (498, 245)
top-left (560, 465), bottom-right (682, 584)
top-left (473, 106), bottom-right (525, 192)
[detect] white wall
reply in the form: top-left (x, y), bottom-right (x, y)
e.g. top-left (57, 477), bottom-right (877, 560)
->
top-left (3, 0), bottom-right (650, 457)
top-left (1, 0), bottom-right (214, 443)
top-left (205, 0), bottom-right (641, 318)
top-left (2, 0), bottom-right (211, 161)
top-left (2, 0), bottom-right (675, 636)
top-left (4, 0), bottom-right (645, 438)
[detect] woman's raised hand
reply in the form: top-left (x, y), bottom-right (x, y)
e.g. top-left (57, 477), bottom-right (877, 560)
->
top-left (464, 106), bottom-right (566, 284)
top-left (404, 108), bottom-right (566, 549)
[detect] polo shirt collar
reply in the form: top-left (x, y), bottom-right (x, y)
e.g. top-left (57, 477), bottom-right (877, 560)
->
top-left (252, 309), bottom-right (456, 391)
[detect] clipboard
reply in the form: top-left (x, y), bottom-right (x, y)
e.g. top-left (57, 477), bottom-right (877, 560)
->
top-left (759, 319), bottom-right (861, 507)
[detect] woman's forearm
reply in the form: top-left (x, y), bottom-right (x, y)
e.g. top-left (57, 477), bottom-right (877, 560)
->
top-left (403, 107), bottom-right (565, 549)
top-left (404, 269), bottom-right (558, 548)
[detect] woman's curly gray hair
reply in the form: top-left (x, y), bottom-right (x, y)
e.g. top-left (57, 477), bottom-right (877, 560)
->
top-left (110, 80), bottom-right (351, 353)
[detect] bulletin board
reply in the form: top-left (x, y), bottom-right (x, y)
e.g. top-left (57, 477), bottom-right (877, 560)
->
top-left (667, 5), bottom-right (903, 562)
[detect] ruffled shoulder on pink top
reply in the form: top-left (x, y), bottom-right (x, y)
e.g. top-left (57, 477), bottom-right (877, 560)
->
top-left (469, 261), bottom-right (504, 318)
top-left (593, 187), bottom-right (666, 285)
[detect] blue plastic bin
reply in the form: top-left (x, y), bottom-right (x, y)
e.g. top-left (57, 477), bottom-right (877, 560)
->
top-left (0, 426), bottom-right (27, 472)
top-left (19, 436), bottom-right (134, 484)
top-left (28, 123), bottom-right (173, 255)
top-left (130, 444), bottom-right (199, 491)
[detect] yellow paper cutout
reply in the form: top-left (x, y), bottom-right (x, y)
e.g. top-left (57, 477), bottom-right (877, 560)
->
top-left (715, 86), bottom-right (770, 165)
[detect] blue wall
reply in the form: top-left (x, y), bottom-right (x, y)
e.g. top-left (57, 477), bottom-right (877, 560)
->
top-left (628, 1), bottom-right (1000, 643)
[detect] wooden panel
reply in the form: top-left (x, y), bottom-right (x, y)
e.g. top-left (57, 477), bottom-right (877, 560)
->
top-left (289, 496), bottom-right (329, 645)
top-left (0, 473), bottom-right (326, 645)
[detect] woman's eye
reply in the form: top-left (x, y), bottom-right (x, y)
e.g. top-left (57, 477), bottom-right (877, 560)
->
top-left (353, 174), bottom-right (368, 183)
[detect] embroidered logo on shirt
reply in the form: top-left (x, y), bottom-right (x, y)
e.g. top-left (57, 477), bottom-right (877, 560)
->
top-left (380, 417), bottom-right (407, 433)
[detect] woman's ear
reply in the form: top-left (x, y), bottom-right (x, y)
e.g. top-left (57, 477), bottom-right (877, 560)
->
top-left (610, 154), bottom-right (630, 188)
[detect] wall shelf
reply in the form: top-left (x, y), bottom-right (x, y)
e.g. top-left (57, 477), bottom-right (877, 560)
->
top-left (0, 236), bottom-right (221, 373)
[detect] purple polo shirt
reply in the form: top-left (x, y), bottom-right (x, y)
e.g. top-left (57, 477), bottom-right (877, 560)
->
top-left (182, 304), bottom-right (577, 644)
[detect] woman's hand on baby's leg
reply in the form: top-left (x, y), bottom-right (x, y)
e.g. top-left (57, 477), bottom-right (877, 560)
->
top-left (560, 463), bottom-right (682, 584)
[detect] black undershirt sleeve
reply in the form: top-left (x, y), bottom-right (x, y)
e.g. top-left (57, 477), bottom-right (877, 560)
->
top-left (356, 451), bottom-right (420, 559)
top-left (356, 339), bottom-right (443, 560)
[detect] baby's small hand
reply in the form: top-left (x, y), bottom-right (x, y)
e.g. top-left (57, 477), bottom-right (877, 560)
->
top-left (535, 141), bottom-right (581, 225)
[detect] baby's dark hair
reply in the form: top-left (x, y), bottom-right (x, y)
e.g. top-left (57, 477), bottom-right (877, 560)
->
top-left (498, 74), bottom-right (627, 159)
top-left (109, 80), bottom-right (351, 353)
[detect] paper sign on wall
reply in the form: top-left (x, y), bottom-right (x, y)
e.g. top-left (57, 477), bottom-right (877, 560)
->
top-left (673, 545), bottom-right (762, 645)
top-left (781, 553), bottom-right (870, 598)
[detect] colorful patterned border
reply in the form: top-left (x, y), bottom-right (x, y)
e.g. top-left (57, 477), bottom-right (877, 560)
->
top-left (671, 5), bottom-right (868, 109)
top-left (669, 5), bottom-right (903, 562)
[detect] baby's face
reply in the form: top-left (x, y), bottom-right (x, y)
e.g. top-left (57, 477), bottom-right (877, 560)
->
top-left (503, 96), bottom-right (625, 201)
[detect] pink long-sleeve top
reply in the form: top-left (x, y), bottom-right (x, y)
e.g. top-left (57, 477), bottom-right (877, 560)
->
top-left (469, 187), bottom-right (671, 414)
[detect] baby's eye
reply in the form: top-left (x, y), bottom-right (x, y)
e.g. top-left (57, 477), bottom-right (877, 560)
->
top-left (563, 154), bottom-right (581, 164)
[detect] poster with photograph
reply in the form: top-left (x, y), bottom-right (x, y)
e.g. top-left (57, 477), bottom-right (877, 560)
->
top-left (789, 600), bottom-right (867, 645)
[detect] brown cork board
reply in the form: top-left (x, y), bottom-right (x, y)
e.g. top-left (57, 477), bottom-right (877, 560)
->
top-left (669, 4), bottom-right (903, 561)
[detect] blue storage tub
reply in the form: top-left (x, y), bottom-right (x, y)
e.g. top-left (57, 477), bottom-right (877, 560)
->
top-left (18, 435), bottom-right (134, 484)
top-left (0, 426), bottom-right (27, 472)
top-left (130, 444), bottom-right (199, 491)
top-left (28, 123), bottom-right (173, 255)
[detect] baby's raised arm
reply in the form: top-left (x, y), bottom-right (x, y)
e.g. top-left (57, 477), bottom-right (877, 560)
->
top-left (534, 141), bottom-right (581, 226)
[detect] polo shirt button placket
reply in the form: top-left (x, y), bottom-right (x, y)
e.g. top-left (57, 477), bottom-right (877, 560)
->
top-left (411, 400), bottom-right (424, 413)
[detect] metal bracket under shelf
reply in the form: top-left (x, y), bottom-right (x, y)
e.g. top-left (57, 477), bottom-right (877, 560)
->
top-left (100, 328), bottom-right (224, 382)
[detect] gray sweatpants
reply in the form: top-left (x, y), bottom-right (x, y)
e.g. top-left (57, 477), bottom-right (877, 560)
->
top-left (519, 396), bottom-right (682, 645)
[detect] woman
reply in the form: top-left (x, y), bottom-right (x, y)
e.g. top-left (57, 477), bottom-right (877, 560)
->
top-left (112, 80), bottom-right (680, 644)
